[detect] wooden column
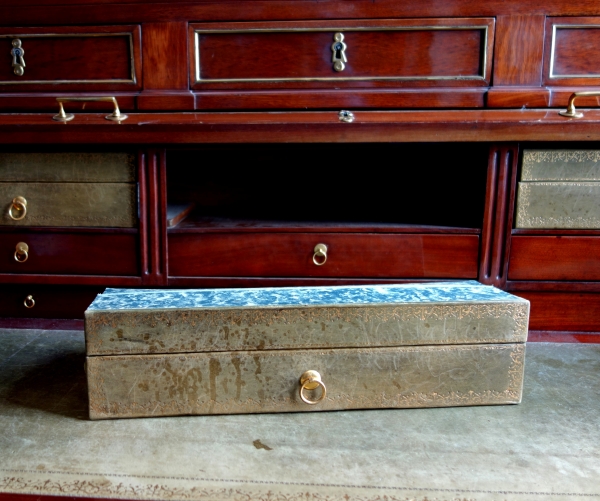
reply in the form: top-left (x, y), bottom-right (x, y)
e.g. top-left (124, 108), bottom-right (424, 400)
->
top-left (139, 149), bottom-right (168, 285)
top-left (479, 144), bottom-right (519, 288)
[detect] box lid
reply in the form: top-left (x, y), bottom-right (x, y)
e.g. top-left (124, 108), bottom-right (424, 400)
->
top-left (85, 282), bottom-right (529, 355)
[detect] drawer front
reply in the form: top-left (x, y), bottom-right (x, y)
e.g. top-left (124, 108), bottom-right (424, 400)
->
top-left (0, 26), bottom-right (141, 90)
top-left (515, 292), bottom-right (600, 332)
top-left (168, 233), bottom-right (479, 278)
top-left (87, 343), bottom-right (524, 419)
top-left (521, 150), bottom-right (600, 181)
top-left (545, 17), bottom-right (600, 86)
top-left (0, 285), bottom-right (102, 318)
top-left (0, 232), bottom-right (138, 276)
top-left (0, 152), bottom-right (135, 183)
top-left (1, 183), bottom-right (137, 227)
top-left (515, 182), bottom-right (600, 229)
top-left (190, 18), bottom-right (494, 89)
top-left (509, 236), bottom-right (600, 281)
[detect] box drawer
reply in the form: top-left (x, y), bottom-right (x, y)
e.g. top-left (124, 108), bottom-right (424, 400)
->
top-left (190, 18), bottom-right (494, 90)
top-left (0, 231), bottom-right (138, 276)
top-left (0, 26), bottom-right (141, 90)
top-left (509, 236), bottom-right (600, 281)
top-left (168, 233), bottom-right (479, 278)
top-left (87, 343), bottom-right (524, 419)
top-left (1, 182), bottom-right (137, 227)
top-left (0, 285), bottom-right (102, 319)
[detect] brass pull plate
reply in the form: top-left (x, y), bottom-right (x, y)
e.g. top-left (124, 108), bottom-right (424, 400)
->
top-left (14, 242), bottom-right (29, 263)
top-left (53, 97), bottom-right (128, 123)
top-left (313, 243), bottom-right (328, 266)
top-left (331, 32), bottom-right (347, 72)
top-left (559, 91), bottom-right (600, 118)
top-left (8, 196), bottom-right (27, 221)
top-left (11, 39), bottom-right (25, 76)
top-left (299, 370), bottom-right (327, 405)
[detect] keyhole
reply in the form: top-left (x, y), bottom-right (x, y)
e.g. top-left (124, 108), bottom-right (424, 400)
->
top-left (334, 42), bottom-right (343, 60)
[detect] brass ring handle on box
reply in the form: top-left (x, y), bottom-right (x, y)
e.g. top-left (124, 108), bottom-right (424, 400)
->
top-left (53, 97), bottom-right (128, 123)
top-left (299, 370), bottom-right (327, 405)
top-left (8, 196), bottom-right (27, 221)
top-left (559, 91), bottom-right (600, 118)
top-left (14, 242), bottom-right (29, 263)
top-left (24, 295), bottom-right (35, 309)
top-left (313, 243), bottom-right (328, 266)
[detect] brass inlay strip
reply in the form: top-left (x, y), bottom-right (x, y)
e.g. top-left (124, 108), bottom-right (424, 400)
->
top-left (194, 25), bottom-right (490, 84)
top-left (549, 24), bottom-right (600, 79)
top-left (0, 33), bottom-right (137, 85)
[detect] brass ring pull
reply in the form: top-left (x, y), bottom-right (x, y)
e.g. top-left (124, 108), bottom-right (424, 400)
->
top-left (559, 91), bottom-right (600, 118)
top-left (8, 196), bottom-right (27, 221)
top-left (14, 242), bottom-right (29, 263)
top-left (53, 97), bottom-right (128, 123)
top-left (24, 295), bottom-right (35, 309)
top-left (299, 370), bottom-right (327, 405)
top-left (313, 243), bottom-right (328, 266)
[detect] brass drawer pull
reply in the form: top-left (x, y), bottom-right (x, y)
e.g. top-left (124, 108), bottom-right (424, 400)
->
top-left (53, 97), bottom-right (128, 123)
top-left (11, 39), bottom-right (25, 76)
top-left (8, 196), bottom-right (27, 221)
top-left (14, 242), bottom-right (29, 263)
top-left (299, 370), bottom-right (327, 405)
top-left (24, 295), bottom-right (35, 309)
top-left (559, 91), bottom-right (600, 118)
top-left (331, 32), bottom-right (347, 72)
top-left (313, 243), bottom-right (328, 266)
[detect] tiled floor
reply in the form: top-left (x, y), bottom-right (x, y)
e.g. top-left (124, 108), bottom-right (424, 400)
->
top-left (1, 329), bottom-right (599, 501)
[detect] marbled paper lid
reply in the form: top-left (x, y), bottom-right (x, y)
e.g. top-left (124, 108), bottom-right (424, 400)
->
top-left (88, 281), bottom-right (527, 312)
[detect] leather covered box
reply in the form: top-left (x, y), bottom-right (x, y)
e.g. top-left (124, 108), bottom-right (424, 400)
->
top-left (84, 282), bottom-right (528, 419)
top-left (515, 149), bottom-right (600, 229)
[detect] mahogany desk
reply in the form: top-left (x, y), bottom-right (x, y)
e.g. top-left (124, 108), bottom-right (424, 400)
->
top-left (1, 3), bottom-right (600, 333)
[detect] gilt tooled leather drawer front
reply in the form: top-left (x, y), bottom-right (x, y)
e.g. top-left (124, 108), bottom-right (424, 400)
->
top-left (0, 152), bottom-right (138, 228)
top-left (167, 233), bottom-right (480, 279)
top-left (0, 25), bottom-right (141, 91)
top-left (190, 18), bottom-right (494, 90)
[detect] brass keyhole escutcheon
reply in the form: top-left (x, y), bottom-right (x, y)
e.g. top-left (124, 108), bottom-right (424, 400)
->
top-left (313, 243), bottom-right (328, 266)
top-left (14, 242), bottom-right (29, 263)
top-left (331, 32), bottom-right (347, 72)
top-left (24, 295), bottom-right (35, 309)
top-left (11, 39), bottom-right (25, 77)
top-left (8, 196), bottom-right (27, 221)
top-left (299, 370), bottom-right (327, 405)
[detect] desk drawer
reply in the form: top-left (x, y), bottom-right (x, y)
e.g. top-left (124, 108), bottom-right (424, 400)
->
top-left (0, 231), bottom-right (138, 276)
top-left (545, 17), bottom-right (600, 86)
top-left (0, 26), bottom-right (141, 90)
top-left (168, 233), bottom-right (479, 278)
top-left (0, 285), bottom-right (102, 318)
top-left (1, 182), bottom-right (137, 227)
top-left (190, 18), bottom-right (494, 90)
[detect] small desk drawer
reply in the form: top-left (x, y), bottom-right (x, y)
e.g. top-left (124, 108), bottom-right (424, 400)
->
top-left (1, 182), bottom-right (137, 227)
top-left (509, 236), bottom-right (600, 281)
top-left (0, 231), bottom-right (138, 276)
top-left (0, 285), bottom-right (102, 319)
top-left (545, 17), bottom-right (600, 86)
top-left (168, 233), bottom-right (479, 278)
top-left (0, 25), bottom-right (141, 90)
top-left (190, 18), bottom-right (494, 90)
